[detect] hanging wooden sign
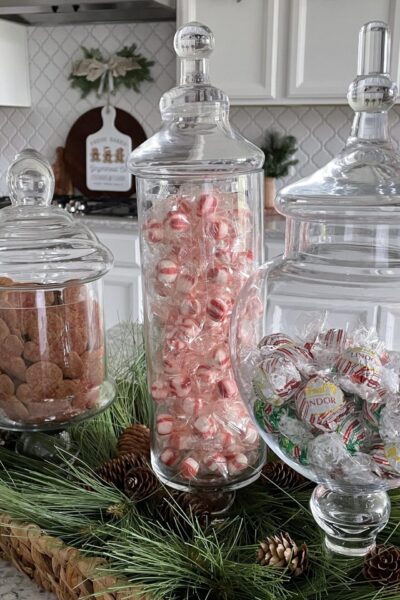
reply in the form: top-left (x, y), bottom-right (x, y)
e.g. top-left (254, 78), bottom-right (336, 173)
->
top-left (86, 106), bottom-right (132, 192)
top-left (64, 106), bottom-right (146, 198)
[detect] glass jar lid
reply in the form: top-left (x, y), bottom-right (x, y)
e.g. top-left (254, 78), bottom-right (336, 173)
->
top-left (128, 22), bottom-right (264, 178)
top-left (0, 149), bottom-right (113, 287)
top-left (277, 21), bottom-right (400, 223)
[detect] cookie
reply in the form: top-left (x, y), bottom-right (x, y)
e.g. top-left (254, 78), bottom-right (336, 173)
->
top-left (26, 361), bottom-right (63, 397)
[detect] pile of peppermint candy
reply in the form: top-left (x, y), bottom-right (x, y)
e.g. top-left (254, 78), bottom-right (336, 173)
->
top-left (253, 326), bottom-right (400, 484)
top-left (142, 187), bottom-right (261, 484)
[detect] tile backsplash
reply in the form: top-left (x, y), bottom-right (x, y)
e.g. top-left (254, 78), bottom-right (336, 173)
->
top-left (1, 21), bottom-right (400, 195)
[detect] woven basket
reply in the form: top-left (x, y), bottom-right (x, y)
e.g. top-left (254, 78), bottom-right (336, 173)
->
top-left (0, 514), bottom-right (149, 600)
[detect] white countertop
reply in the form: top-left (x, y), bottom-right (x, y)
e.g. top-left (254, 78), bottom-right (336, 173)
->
top-left (0, 559), bottom-right (54, 600)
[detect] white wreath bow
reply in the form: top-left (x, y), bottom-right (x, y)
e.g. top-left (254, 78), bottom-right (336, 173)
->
top-left (72, 55), bottom-right (140, 96)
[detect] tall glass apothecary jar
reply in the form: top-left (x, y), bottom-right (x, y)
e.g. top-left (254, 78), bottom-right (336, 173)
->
top-left (231, 22), bottom-right (400, 555)
top-left (0, 149), bottom-right (115, 430)
top-left (129, 23), bottom-right (265, 492)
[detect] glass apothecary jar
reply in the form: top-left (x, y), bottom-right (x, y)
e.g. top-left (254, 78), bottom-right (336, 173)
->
top-left (231, 21), bottom-right (400, 555)
top-left (129, 23), bottom-right (265, 492)
top-left (0, 149), bottom-right (115, 430)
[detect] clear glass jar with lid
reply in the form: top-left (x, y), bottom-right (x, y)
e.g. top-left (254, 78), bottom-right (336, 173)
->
top-left (231, 21), bottom-right (400, 556)
top-left (129, 22), bottom-right (265, 492)
top-left (0, 149), bottom-right (115, 430)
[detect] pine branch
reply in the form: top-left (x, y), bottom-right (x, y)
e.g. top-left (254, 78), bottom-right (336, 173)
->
top-left (261, 130), bottom-right (299, 178)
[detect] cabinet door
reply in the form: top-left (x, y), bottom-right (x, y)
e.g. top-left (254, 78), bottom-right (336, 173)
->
top-left (103, 267), bottom-right (143, 329)
top-left (90, 225), bottom-right (143, 329)
top-left (287, 0), bottom-right (400, 102)
top-left (177, 0), bottom-right (280, 104)
top-left (0, 21), bottom-right (30, 107)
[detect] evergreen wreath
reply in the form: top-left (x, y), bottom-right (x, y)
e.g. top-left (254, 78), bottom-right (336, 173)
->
top-left (70, 45), bottom-right (154, 99)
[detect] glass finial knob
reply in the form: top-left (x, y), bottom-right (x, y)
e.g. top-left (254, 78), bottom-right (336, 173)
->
top-left (174, 22), bottom-right (215, 59)
top-left (347, 21), bottom-right (397, 113)
top-left (7, 149), bottom-right (55, 207)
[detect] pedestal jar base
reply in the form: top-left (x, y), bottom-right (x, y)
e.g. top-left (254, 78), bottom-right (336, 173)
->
top-left (310, 484), bottom-right (391, 557)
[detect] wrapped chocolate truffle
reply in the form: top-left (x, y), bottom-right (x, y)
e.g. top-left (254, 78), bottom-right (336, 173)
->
top-left (0, 150), bottom-right (115, 429)
top-left (230, 22), bottom-right (400, 556)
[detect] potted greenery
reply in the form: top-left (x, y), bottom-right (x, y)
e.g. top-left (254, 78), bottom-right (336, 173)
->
top-left (261, 130), bottom-right (299, 211)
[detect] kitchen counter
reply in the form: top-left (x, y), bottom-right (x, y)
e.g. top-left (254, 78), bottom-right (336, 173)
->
top-left (0, 559), bottom-right (54, 599)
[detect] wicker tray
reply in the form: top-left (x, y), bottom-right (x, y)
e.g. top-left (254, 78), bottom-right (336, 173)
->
top-left (0, 514), bottom-right (148, 600)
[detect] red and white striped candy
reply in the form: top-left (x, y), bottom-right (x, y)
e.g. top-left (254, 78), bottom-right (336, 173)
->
top-left (176, 196), bottom-right (193, 215)
top-left (210, 345), bottom-right (230, 368)
top-left (160, 448), bottom-right (180, 466)
top-left (232, 250), bottom-right (254, 266)
top-left (216, 430), bottom-right (236, 449)
top-left (196, 193), bottom-right (217, 217)
top-left (144, 219), bottom-right (164, 243)
top-left (169, 431), bottom-right (193, 450)
top-left (242, 422), bottom-right (258, 445)
top-left (165, 211), bottom-right (190, 232)
top-left (207, 265), bottom-right (230, 285)
top-left (217, 377), bottom-right (238, 398)
top-left (157, 259), bottom-right (179, 284)
top-left (156, 414), bottom-right (174, 435)
top-left (176, 273), bottom-right (197, 294)
top-left (180, 456), bottom-right (199, 479)
top-left (215, 248), bottom-right (232, 265)
top-left (196, 364), bottom-right (218, 384)
top-left (169, 374), bottom-right (191, 398)
top-left (227, 453), bottom-right (248, 475)
top-left (166, 334), bottom-right (187, 352)
top-left (163, 352), bottom-right (182, 374)
top-left (182, 396), bottom-right (204, 417)
top-left (194, 415), bottom-right (216, 439)
top-left (204, 452), bottom-right (228, 477)
top-left (177, 317), bottom-right (201, 340)
top-left (205, 218), bottom-right (230, 240)
top-left (151, 379), bottom-right (169, 402)
top-left (206, 297), bottom-right (229, 322)
top-left (180, 296), bottom-right (202, 317)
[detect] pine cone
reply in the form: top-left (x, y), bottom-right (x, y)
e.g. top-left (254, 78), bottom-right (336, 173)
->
top-left (117, 424), bottom-right (150, 459)
top-left (262, 461), bottom-right (307, 490)
top-left (256, 532), bottom-right (308, 577)
top-left (96, 452), bottom-right (146, 490)
top-left (158, 491), bottom-right (211, 530)
top-left (124, 466), bottom-right (159, 501)
top-left (363, 544), bottom-right (400, 586)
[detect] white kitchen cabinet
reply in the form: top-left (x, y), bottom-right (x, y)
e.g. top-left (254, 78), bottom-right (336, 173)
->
top-left (177, 0), bottom-right (280, 103)
top-left (83, 218), bottom-right (143, 329)
top-left (287, 0), bottom-right (400, 102)
top-left (177, 0), bottom-right (400, 105)
top-left (0, 20), bottom-right (31, 107)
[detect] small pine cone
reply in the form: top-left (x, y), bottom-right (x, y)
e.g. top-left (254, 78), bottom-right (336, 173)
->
top-left (117, 424), bottom-right (150, 459)
top-left (158, 491), bottom-right (211, 530)
top-left (124, 466), bottom-right (159, 501)
top-left (256, 532), bottom-right (308, 577)
top-left (96, 452), bottom-right (146, 490)
top-left (363, 544), bottom-right (400, 587)
top-left (262, 461), bottom-right (307, 490)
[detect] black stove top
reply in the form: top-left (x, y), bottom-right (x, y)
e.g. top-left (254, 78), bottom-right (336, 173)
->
top-left (0, 195), bottom-right (138, 219)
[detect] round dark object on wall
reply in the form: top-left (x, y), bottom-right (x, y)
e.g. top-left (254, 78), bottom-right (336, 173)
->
top-left (64, 106), bottom-right (146, 198)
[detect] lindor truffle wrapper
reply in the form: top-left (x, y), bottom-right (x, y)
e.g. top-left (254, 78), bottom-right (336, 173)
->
top-left (254, 355), bottom-right (302, 406)
top-left (295, 375), bottom-right (345, 431)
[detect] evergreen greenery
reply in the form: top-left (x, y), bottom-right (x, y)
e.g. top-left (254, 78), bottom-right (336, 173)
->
top-left (261, 130), bottom-right (299, 179)
top-left (0, 323), bottom-right (399, 599)
top-left (69, 45), bottom-right (154, 99)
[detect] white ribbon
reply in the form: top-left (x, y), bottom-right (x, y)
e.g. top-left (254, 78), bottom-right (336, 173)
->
top-left (72, 55), bottom-right (140, 97)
